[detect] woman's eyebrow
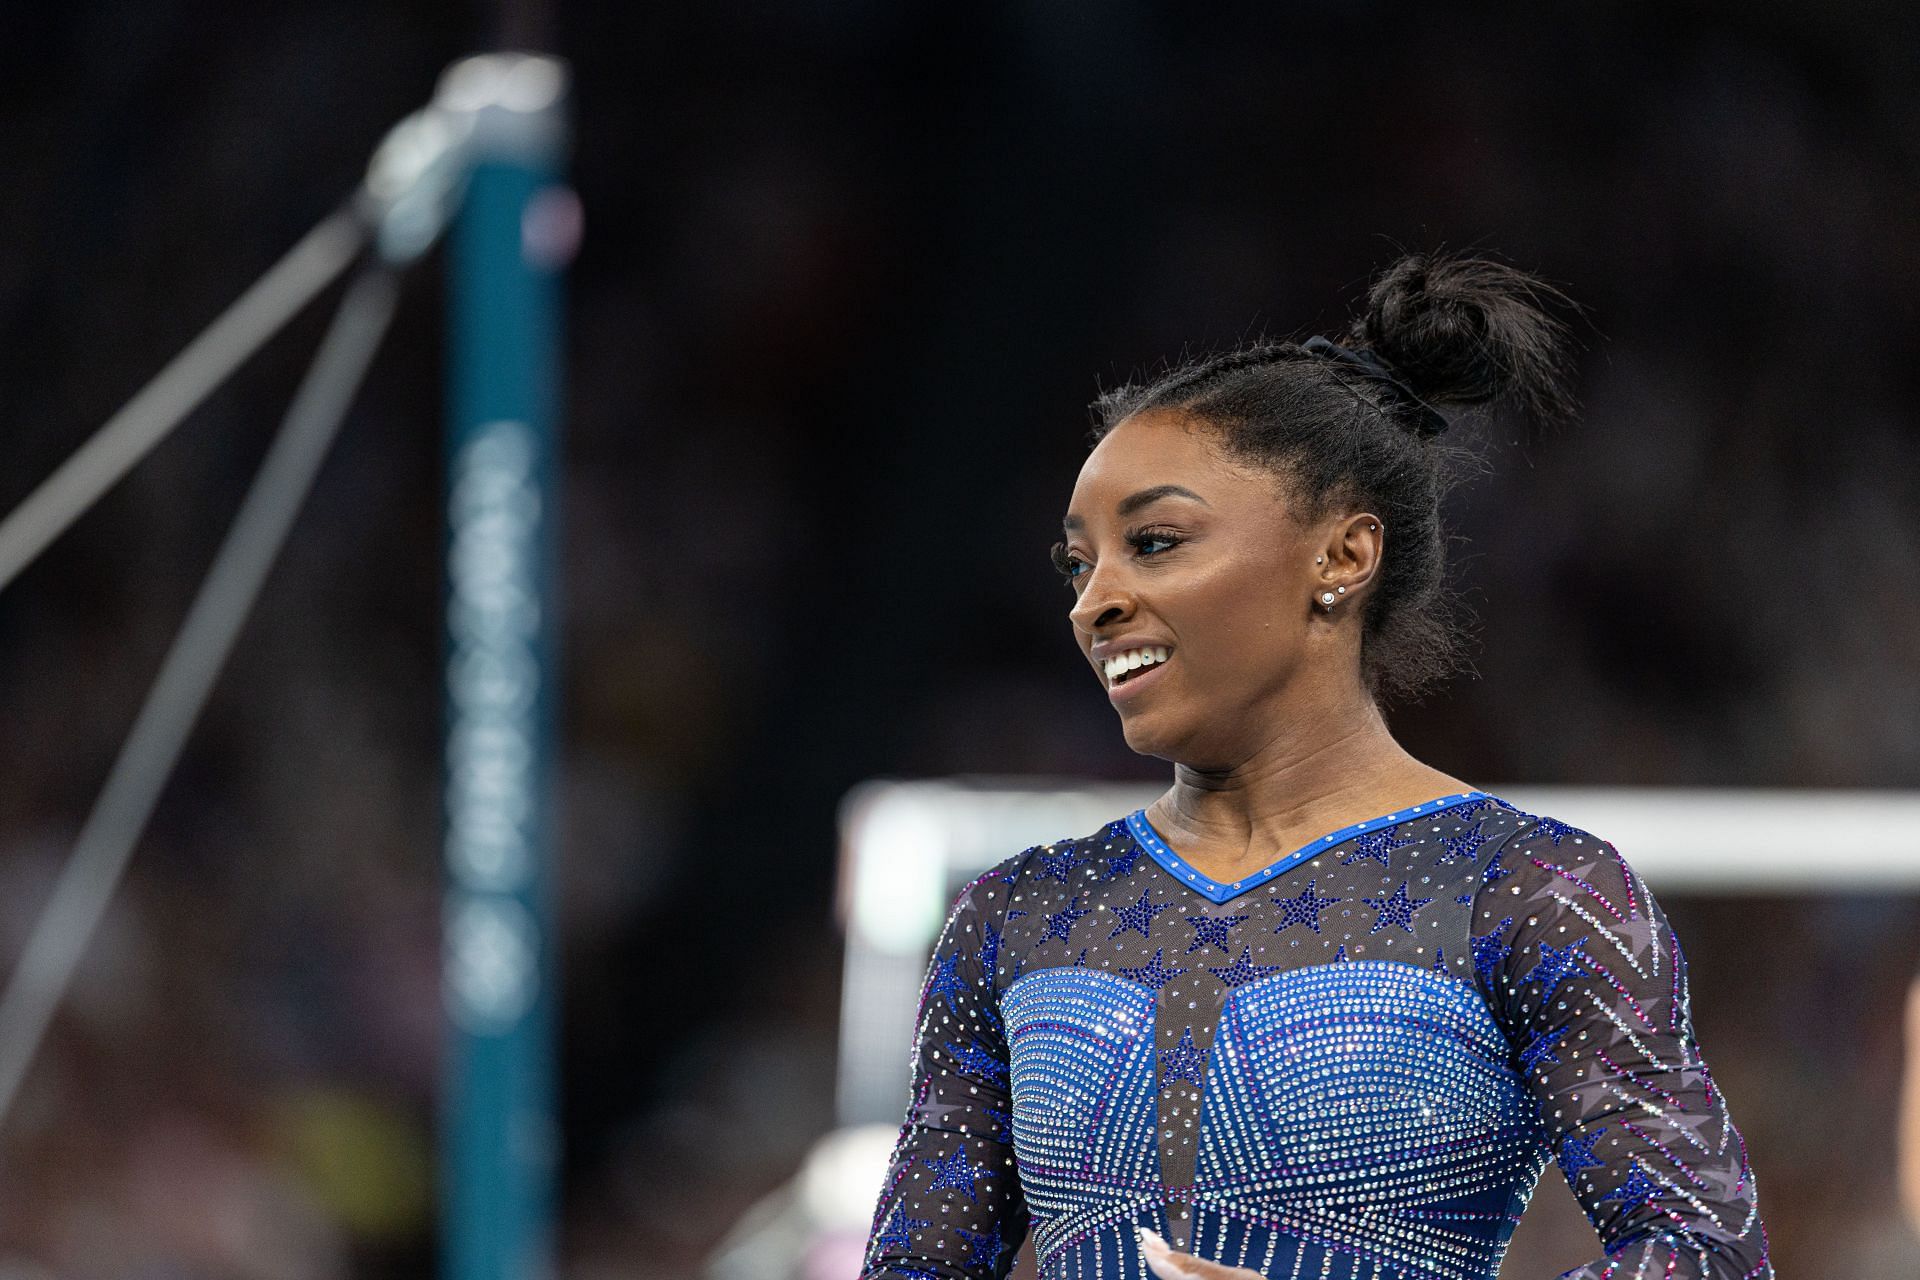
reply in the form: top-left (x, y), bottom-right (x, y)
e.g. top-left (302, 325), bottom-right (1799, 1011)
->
top-left (1061, 484), bottom-right (1209, 531)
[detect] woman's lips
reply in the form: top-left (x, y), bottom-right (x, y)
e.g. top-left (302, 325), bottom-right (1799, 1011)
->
top-left (1108, 654), bottom-right (1171, 703)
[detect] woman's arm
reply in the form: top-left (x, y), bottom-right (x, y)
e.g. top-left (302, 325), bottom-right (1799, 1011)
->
top-left (1471, 815), bottom-right (1773, 1278)
top-left (861, 865), bottom-right (1030, 1279)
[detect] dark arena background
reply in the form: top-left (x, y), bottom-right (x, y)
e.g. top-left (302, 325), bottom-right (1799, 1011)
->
top-left (1, 2), bottom-right (1917, 1278)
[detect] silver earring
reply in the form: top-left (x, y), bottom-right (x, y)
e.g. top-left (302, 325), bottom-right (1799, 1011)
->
top-left (1369, 523), bottom-right (1378, 531)
top-left (1315, 556), bottom-right (1324, 564)
top-left (1320, 591), bottom-right (1336, 607)
top-left (1336, 586), bottom-right (1346, 594)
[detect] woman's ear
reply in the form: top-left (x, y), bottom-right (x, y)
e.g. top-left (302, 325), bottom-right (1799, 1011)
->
top-left (1310, 513), bottom-right (1385, 606)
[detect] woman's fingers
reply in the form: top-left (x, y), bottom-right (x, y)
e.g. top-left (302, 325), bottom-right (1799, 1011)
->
top-left (1136, 1226), bottom-right (1267, 1279)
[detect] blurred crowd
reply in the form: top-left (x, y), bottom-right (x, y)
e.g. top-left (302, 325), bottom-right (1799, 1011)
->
top-left (1, 1), bottom-right (1917, 1276)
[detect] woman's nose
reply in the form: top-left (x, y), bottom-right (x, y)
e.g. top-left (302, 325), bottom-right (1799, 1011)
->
top-left (1069, 564), bottom-right (1132, 635)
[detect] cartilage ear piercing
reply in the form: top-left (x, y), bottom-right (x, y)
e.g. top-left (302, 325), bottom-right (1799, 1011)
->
top-left (1315, 556), bottom-right (1324, 564)
top-left (1336, 586), bottom-right (1345, 594)
top-left (1369, 523), bottom-right (1378, 530)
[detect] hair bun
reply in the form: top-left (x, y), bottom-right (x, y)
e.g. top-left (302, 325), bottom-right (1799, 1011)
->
top-left (1354, 252), bottom-right (1578, 425)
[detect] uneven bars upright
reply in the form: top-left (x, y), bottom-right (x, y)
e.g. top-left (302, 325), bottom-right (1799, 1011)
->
top-left (438, 52), bottom-right (572, 1280)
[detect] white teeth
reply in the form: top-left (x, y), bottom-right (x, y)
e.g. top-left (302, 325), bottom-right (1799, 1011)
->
top-left (1104, 646), bottom-right (1171, 683)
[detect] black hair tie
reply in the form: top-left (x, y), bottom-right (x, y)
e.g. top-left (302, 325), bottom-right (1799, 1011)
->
top-left (1300, 335), bottom-right (1451, 438)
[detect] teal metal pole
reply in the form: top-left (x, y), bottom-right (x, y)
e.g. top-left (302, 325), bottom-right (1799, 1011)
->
top-left (439, 53), bottom-right (572, 1280)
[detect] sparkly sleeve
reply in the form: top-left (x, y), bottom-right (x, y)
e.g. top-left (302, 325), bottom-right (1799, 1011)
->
top-left (1471, 816), bottom-right (1773, 1279)
top-left (860, 865), bottom-right (1029, 1279)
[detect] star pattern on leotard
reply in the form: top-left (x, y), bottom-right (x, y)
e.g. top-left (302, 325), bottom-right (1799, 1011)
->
top-left (1103, 842), bottom-right (1145, 880)
top-left (1207, 945), bottom-right (1283, 988)
top-left (1437, 823), bottom-right (1492, 865)
top-left (1480, 847), bottom-right (1512, 884)
top-left (1362, 881), bottom-right (1435, 933)
top-left (976, 920), bottom-right (1003, 1002)
top-left (1109, 887), bottom-right (1176, 939)
top-left (876, 1202), bottom-right (930, 1253)
top-left (957, 1223), bottom-right (1009, 1270)
top-left (1043, 896), bottom-right (1089, 944)
top-left (1183, 912), bottom-right (1247, 955)
top-left (983, 1103), bottom-right (1012, 1145)
top-left (1521, 937), bottom-right (1590, 1004)
top-left (1035, 847), bottom-right (1081, 884)
top-left (1271, 879), bottom-right (1341, 934)
top-left (1525, 815), bottom-right (1582, 846)
top-left (1559, 1127), bottom-right (1608, 1178)
top-left (943, 1039), bottom-right (1009, 1084)
top-left (1473, 918), bottom-right (1515, 984)
top-left (922, 1147), bottom-right (983, 1201)
top-left (1159, 1025), bottom-right (1207, 1087)
top-left (1341, 826), bottom-right (1417, 867)
top-left (1599, 1161), bottom-right (1662, 1213)
top-left (926, 952), bottom-right (968, 1005)
top-left (1518, 1025), bottom-right (1569, 1073)
top-left (1118, 947), bottom-right (1188, 990)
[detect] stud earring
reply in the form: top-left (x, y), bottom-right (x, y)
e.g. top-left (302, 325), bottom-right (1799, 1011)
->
top-left (1315, 556), bottom-right (1324, 564)
top-left (1336, 586), bottom-right (1345, 594)
top-left (1320, 591), bottom-right (1336, 607)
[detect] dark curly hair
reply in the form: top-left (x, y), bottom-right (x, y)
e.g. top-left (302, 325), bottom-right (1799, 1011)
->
top-left (1087, 251), bottom-right (1580, 707)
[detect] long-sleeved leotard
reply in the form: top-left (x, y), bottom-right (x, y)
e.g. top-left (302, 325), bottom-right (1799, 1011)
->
top-left (861, 792), bottom-right (1772, 1280)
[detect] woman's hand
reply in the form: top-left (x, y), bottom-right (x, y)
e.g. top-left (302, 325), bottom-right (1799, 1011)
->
top-left (1137, 1226), bottom-right (1266, 1279)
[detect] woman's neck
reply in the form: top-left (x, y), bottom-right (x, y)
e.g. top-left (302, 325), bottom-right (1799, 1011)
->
top-left (1147, 688), bottom-right (1471, 885)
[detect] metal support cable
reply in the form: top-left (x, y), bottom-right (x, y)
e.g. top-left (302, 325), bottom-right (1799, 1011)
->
top-left (0, 209), bottom-right (367, 597)
top-left (0, 267), bottom-right (400, 1132)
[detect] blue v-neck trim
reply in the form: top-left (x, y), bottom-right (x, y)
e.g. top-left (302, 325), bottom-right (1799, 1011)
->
top-left (1124, 790), bottom-right (1493, 905)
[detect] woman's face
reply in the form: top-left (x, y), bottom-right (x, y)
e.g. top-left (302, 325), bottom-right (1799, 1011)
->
top-left (1057, 407), bottom-right (1355, 766)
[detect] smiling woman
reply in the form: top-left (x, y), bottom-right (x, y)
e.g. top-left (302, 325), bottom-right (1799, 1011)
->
top-left (860, 253), bottom-right (1774, 1280)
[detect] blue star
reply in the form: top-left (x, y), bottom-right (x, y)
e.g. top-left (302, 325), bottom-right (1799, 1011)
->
top-left (1451, 799), bottom-right (1492, 821)
top-left (977, 918), bottom-right (1003, 984)
top-left (1043, 896), bottom-right (1090, 944)
top-left (876, 1203), bottom-right (930, 1253)
top-left (1527, 815), bottom-right (1582, 846)
top-left (1183, 912), bottom-right (1248, 955)
top-left (1159, 1025), bottom-right (1208, 1087)
top-left (1518, 1025), bottom-right (1569, 1072)
top-left (1481, 848), bottom-right (1512, 884)
top-left (1118, 947), bottom-right (1188, 990)
top-left (1599, 1162), bottom-right (1661, 1213)
top-left (1207, 945), bottom-right (1284, 988)
top-left (1104, 843), bottom-right (1145, 880)
top-left (1070, 947), bottom-right (1090, 967)
top-left (943, 1039), bottom-right (1009, 1084)
top-left (1559, 1127), bottom-right (1608, 1178)
top-left (1340, 826), bottom-right (1417, 867)
top-left (1437, 823), bottom-right (1492, 865)
top-left (922, 1147), bottom-right (983, 1201)
top-left (1473, 918), bottom-right (1514, 984)
top-left (957, 1223), bottom-right (1008, 1270)
top-left (1035, 847), bottom-right (1081, 884)
top-left (1431, 945), bottom-right (1448, 974)
top-left (1271, 879), bottom-right (1341, 934)
top-left (927, 954), bottom-right (970, 1011)
top-left (1522, 938), bottom-right (1590, 1004)
top-left (1333, 944), bottom-right (1350, 962)
top-left (1109, 887), bottom-right (1176, 939)
top-left (1362, 882), bottom-right (1435, 933)
top-left (983, 1103), bottom-right (1012, 1145)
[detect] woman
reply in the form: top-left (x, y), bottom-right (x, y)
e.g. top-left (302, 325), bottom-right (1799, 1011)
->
top-left (859, 253), bottom-right (1772, 1280)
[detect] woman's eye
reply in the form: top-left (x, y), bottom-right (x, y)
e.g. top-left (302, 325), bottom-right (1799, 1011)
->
top-left (1049, 540), bottom-right (1087, 581)
top-left (1132, 531), bottom-right (1179, 556)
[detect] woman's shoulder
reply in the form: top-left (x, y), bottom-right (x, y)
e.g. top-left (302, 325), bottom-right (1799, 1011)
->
top-left (1472, 799), bottom-right (1649, 913)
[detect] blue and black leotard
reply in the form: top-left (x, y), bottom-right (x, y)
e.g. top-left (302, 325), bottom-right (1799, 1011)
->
top-left (860, 792), bottom-right (1772, 1280)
